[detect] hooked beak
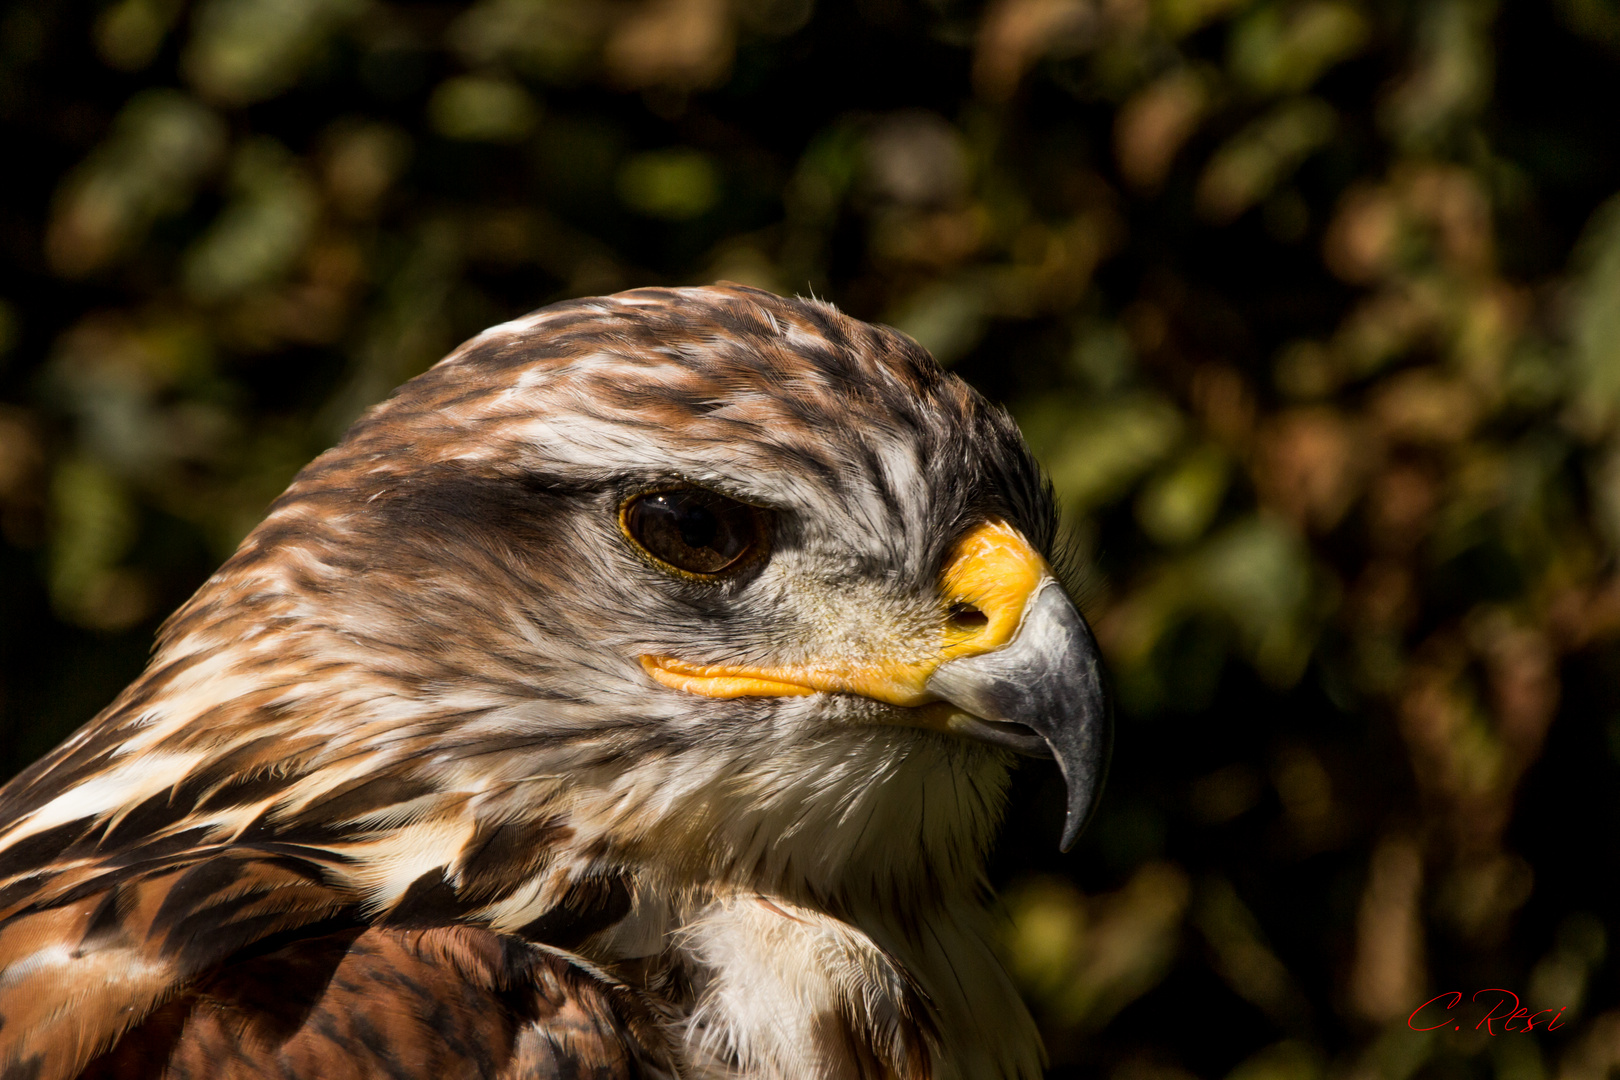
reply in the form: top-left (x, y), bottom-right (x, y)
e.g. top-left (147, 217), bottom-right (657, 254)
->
top-left (641, 520), bottom-right (1112, 851)
top-left (924, 578), bottom-right (1112, 851)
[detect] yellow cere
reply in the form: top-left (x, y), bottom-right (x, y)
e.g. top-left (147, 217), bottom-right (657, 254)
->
top-left (641, 519), bottom-right (1049, 707)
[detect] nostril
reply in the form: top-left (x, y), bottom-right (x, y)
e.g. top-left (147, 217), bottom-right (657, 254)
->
top-left (948, 602), bottom-right (989, 631)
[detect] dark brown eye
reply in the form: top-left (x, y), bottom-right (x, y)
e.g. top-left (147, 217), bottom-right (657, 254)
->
top-left (622, 488), bottom-right (761, 576)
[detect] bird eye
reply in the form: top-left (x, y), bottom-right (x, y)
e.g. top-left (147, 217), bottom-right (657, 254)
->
top-left (622, 488), bottom-right (762, 576)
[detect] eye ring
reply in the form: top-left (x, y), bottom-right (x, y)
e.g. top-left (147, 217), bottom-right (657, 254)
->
top-left (619, 486), bottom-right (768, 579)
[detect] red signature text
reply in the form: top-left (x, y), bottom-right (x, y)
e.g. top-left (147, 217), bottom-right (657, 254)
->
top-left (1408, 990), bottom-right (1567, 1034)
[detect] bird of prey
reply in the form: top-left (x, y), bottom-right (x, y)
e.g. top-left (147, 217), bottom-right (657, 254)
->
top-left (0, 285), bottom-right (1109, 1080)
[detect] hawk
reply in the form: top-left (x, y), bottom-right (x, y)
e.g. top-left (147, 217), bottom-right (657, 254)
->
top-left (0, 285), bottom-right (1109, 1079)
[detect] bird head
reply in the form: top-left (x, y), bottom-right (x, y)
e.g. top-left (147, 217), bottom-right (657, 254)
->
top-left (13, 284), bottom-right (1107, 916)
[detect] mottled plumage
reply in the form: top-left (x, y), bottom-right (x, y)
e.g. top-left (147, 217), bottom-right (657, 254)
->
top-left (0, 285), bottom-right (1108, 1080)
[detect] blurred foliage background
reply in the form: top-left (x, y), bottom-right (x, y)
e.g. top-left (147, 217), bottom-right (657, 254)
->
top-left (3, 0), bottom-right (1620, 1077)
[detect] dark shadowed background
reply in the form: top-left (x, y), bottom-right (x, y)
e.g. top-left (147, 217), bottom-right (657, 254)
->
top-left (3, 0), bottom-right (1620, 1076)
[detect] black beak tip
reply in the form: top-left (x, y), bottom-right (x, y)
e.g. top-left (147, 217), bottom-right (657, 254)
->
top-left (1058, 780), bottom-right (1102, 852)
top-left (1054, 697), bottom-right (1112, 853)
top-left (1056, 760), bottom-right (1107, 853)
top-left (1060, 818), bottom-right (1082, 854)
